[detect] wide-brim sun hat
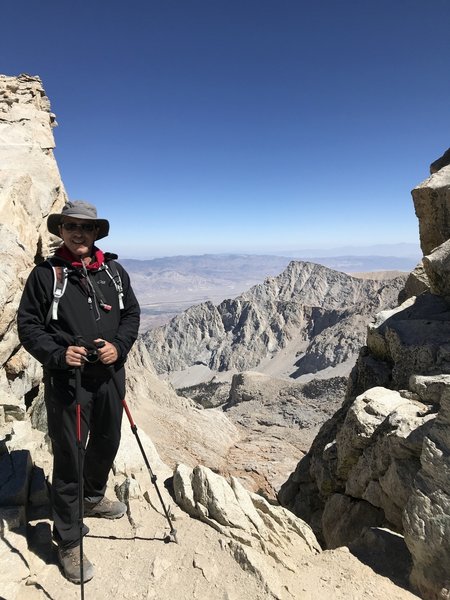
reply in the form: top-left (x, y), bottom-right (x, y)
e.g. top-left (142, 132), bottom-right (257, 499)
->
top-left (47, 200), bottom-right (110, 240)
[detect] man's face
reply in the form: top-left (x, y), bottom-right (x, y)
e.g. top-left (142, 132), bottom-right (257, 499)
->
top-left (59, 217), bottom-right (98, 258)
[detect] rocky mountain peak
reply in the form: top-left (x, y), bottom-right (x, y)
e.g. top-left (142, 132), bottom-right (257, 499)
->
top-left (144, 259), bottom-right (406, 383)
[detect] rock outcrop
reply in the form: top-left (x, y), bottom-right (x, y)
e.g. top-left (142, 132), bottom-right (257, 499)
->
top-left (412, 164), bottom-right (450, 255)
top-left (144, 261), bottom-right (406, 384)
top-left (0, 74), bottom-right (66, 413)
top-left (403, 383), bottom-right (450, 599)
top-left (173, 463), bottom-right (321, 598)
top-left (430, 147), bottom-right (450, 174)
top-left (279, 164), bottom-right (450, 599)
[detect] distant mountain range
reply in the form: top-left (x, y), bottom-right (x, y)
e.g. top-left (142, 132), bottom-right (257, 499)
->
top-left (299, 254), bottom-right (418, 271)
top-left (269, 242), bottom-right (421, 258)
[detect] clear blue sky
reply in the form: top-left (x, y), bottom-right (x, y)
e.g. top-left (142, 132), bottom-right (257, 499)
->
top-left (2, 1), bottom-right (449, 258)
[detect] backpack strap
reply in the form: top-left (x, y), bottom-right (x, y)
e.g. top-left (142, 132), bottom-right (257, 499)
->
top-left (44, 258), bottom-right (124, 327)
top-left (103, 262), bottom-right (125, 310)
top-left (45, 259), bottom-right (69, 326)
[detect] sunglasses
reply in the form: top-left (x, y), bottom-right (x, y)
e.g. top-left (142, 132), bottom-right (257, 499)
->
top-left (61, 222), bottom-right (97, 232)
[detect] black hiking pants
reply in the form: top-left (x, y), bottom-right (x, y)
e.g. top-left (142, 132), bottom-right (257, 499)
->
top-left (44, 366), bottom-right (125, 549)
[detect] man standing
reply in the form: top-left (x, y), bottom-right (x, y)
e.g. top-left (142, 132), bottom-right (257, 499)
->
top-left (18, 200), bottom-right (140, 583)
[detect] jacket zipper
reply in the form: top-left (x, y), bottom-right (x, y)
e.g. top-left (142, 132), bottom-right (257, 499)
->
top-left (80, 263), bottom-right (103, 339)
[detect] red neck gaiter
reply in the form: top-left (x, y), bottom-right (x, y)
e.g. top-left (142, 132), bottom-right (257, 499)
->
top-left (55, 245), bottom-right (105, 270)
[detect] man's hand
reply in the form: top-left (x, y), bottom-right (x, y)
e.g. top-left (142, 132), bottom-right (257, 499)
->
top-left (66, 345), bottom-right (87, 367)
top-left (93, 339), bottom-right (118, 365)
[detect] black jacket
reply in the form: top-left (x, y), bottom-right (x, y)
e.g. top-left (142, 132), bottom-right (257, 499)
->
top-left (17, 253), bottom-right (140, 374)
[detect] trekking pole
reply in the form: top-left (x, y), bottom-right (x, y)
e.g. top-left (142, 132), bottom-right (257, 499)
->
top-left (95, 344), bottom-right (177, 544)
top-left (75, 367), bottom-right (85, 597)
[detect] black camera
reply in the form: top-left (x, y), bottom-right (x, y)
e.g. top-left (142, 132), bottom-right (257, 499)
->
top-left (79, 339), bottom-right (105, 364)
top-left (85, 349), bottom-right (99, 363)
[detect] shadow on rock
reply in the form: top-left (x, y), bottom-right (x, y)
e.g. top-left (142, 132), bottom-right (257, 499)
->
top-left (349, 527), bottom-right (413, 591)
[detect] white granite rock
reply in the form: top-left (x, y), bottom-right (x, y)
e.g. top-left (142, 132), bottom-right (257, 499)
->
top-left (403, 387), bottom-right (450, 599)
top-left (173, 463), bottom-right (320, 598)
top-left (412, 164), bottom-right (450, 255)
top-left (0, 74), bottom-right (67, 413)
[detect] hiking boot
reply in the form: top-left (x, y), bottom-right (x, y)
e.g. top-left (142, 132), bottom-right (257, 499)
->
top-left (84, 496), bottom-right (126, 519)
top-left (58, 545), bottom-right (94, 584)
